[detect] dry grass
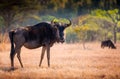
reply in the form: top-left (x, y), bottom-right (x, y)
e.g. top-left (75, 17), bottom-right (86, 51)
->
top-left (0, 43), bottom-right (120, 79)
top-left (0, 33), bottom-right (9, 52)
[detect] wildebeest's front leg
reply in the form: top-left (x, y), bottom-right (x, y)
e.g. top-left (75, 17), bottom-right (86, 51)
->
top-left (39, 46), bottom-right (46, 67)
top-left (46, 45), bottom-right (50, 67)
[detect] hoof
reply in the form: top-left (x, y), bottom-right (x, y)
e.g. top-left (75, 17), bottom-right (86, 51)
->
top-left (10, 67), bottom-right (15, 70)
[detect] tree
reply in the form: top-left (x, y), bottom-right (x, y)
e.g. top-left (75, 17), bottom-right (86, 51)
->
top-left (91, 9), bottom-right (120, 43)
top-left (107, 9), bottom-right (120, 43)
top-left (0, 0), bottom-right (42, 32)
top-left (73, 22), bottom-right (99, 49)
top-left (65, 26), bottom-right (79, 43)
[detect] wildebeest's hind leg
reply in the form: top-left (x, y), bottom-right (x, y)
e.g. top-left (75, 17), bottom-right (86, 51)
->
top-left (10, 48), bottom-right (16, 69)
top-left (9, 31), bottom-right (16, 69)
top-left (39, 46), bottom-right (46, 67)
top-left (10, 45), bottom-right (23, 69)
top-left (16, 46), bottom-right (23, 68)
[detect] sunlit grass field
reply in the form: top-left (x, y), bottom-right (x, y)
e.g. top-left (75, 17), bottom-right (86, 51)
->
top-left (0, 43), bottom-right (120, 79)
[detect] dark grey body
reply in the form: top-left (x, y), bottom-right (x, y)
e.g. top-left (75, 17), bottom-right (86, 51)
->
top-left (101, 40), bottom-right (116, 49)
top-left (9, 20), bottom-right (71, 69)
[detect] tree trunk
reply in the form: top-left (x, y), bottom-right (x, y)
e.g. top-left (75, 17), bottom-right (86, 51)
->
top-left (82, 41), bottom-right (86, 49)
top-left (1, 11), bottom-right (15, 33)
top-left (113, 24), bottom-right (117, 44)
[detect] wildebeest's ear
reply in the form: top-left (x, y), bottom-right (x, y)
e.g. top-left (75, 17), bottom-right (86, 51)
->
top-left (64, 19), bottom-right (71, 28)
top-left (51, 19), bottom-right (55, 25)
top-left (51, 19), bottom-right (59, 27)
top-left (51, 19), bottom-right (59, 25)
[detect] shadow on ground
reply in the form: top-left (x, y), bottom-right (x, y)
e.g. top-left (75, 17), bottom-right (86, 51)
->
top-left (0, 67), bottom-right (18, 72)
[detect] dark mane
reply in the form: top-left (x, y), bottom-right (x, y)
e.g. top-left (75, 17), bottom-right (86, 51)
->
top-left (24, 23), bottom-right (57, 45)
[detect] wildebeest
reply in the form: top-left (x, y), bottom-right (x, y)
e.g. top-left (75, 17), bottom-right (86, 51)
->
top-left (101, 40), bottom-right (116, 49)
top-left (9, 19), bottom-right (71, 69)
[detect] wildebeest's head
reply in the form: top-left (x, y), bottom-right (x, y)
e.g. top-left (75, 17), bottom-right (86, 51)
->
top-left (51, 19), bottom-right (71, 43)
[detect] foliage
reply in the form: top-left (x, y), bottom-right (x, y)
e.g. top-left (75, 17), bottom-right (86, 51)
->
top-left (91, 9), bottom-right (120, 43)
top-left (74, 25), bottom-right (99, 42)
top-left (117, 33), bottom-right (120, 40)
top-left (65, 26), bottom-right (79, 43)
top-left (65, 10), bottom-right (120, 43)
top-left (0, 16), bottom-right (4, 27)
top-left (0, 0), bottom-right (120, 43)
top-left (91, 9), bottom-right (120, 23)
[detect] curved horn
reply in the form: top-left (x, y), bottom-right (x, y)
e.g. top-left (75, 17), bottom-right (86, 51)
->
top-left (51, 18), bottom-right (55, 25)
top-left (65, 19), bottom-right (71, 27)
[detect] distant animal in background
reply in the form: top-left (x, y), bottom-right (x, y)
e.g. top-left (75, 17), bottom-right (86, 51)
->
top-left (101, 40), bottom-right (116, 49)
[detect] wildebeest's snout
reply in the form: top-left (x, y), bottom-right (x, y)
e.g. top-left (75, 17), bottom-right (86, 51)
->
top-left (59, 38), bottom-right (65, 43)
top-left (56, 37), bottom-right (65, 43)
top-left (59, 32), bottom-right (65, 43)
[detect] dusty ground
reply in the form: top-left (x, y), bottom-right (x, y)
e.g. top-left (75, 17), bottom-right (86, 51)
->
top-left (0, 43), bottom-right (120, 79)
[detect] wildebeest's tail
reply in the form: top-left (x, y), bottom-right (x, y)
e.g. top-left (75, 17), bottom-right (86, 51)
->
top-left (9, 31), bottom-right (15, 61)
